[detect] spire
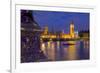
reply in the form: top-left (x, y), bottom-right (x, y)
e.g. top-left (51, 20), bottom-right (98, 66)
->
top-left (71, 20), bottom-right (74, 25)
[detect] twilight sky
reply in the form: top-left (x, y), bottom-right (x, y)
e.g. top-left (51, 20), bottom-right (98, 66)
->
top-left (32, 10), bottom-right (89, 33)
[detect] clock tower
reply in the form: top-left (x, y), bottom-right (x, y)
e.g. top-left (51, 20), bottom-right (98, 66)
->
top-left (70, 21), bottom-right (75, 38)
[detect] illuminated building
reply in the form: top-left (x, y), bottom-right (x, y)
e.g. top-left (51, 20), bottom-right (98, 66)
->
top-left (60, 21), bottom-right (75, 39)
top-left (43, 26), bottom-right (48, 35)
top-left (74, 31), bottom-right (79, 38)
top-left (41, 21), bottom-right (76, 40)
top-left (70, 21), bottom-right (75, 38)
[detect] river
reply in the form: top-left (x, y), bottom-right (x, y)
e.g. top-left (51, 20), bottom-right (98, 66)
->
top-left (40, 40), bottom-right (89, 61)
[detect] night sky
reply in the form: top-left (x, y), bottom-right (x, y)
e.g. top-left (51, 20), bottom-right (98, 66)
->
top-left (32, 10), bottom-right (90, 33)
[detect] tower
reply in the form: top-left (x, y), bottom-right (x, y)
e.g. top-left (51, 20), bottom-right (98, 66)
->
top-left (70, 21), bottom-right (75, 38)
top-left (44, 26), bottom-right (48, 35)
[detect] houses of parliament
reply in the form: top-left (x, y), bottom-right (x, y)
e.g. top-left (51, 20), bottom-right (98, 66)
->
top-left (40, 21), bottom-right (78, 41)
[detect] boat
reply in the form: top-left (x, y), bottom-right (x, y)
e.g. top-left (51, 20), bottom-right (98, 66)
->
top-left (62, 41), bottom-right (75, 45)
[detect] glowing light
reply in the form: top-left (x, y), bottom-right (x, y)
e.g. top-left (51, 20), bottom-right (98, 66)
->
top-left (40, 21), bottom-right (76, 40)
top-left (47, 41), bottom-right (51, 49)
top-left (57, 41), bottom-right (60, 49)
top-left (41, 43), bottom-right (46, 54)
top-left (67, 41), bottom-right (78, 60)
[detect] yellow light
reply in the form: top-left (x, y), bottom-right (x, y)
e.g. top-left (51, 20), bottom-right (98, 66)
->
top-left (47, 41), bottom-right (51, 49)
top-left (41, 43), bottom-right (46, 54)
top-left (67, 41), bottom-right (78, 60)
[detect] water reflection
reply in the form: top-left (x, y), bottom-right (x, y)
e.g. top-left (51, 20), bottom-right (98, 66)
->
top-left (41, 40), bottom-right (89, 61)
top-left (66, 42), bottom-right (78, 60)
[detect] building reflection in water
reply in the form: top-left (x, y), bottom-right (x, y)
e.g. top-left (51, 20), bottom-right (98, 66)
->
top-left (66, 41), bottom-right (78, 60)
top-left (41, 40), bottom-right (89, 61)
